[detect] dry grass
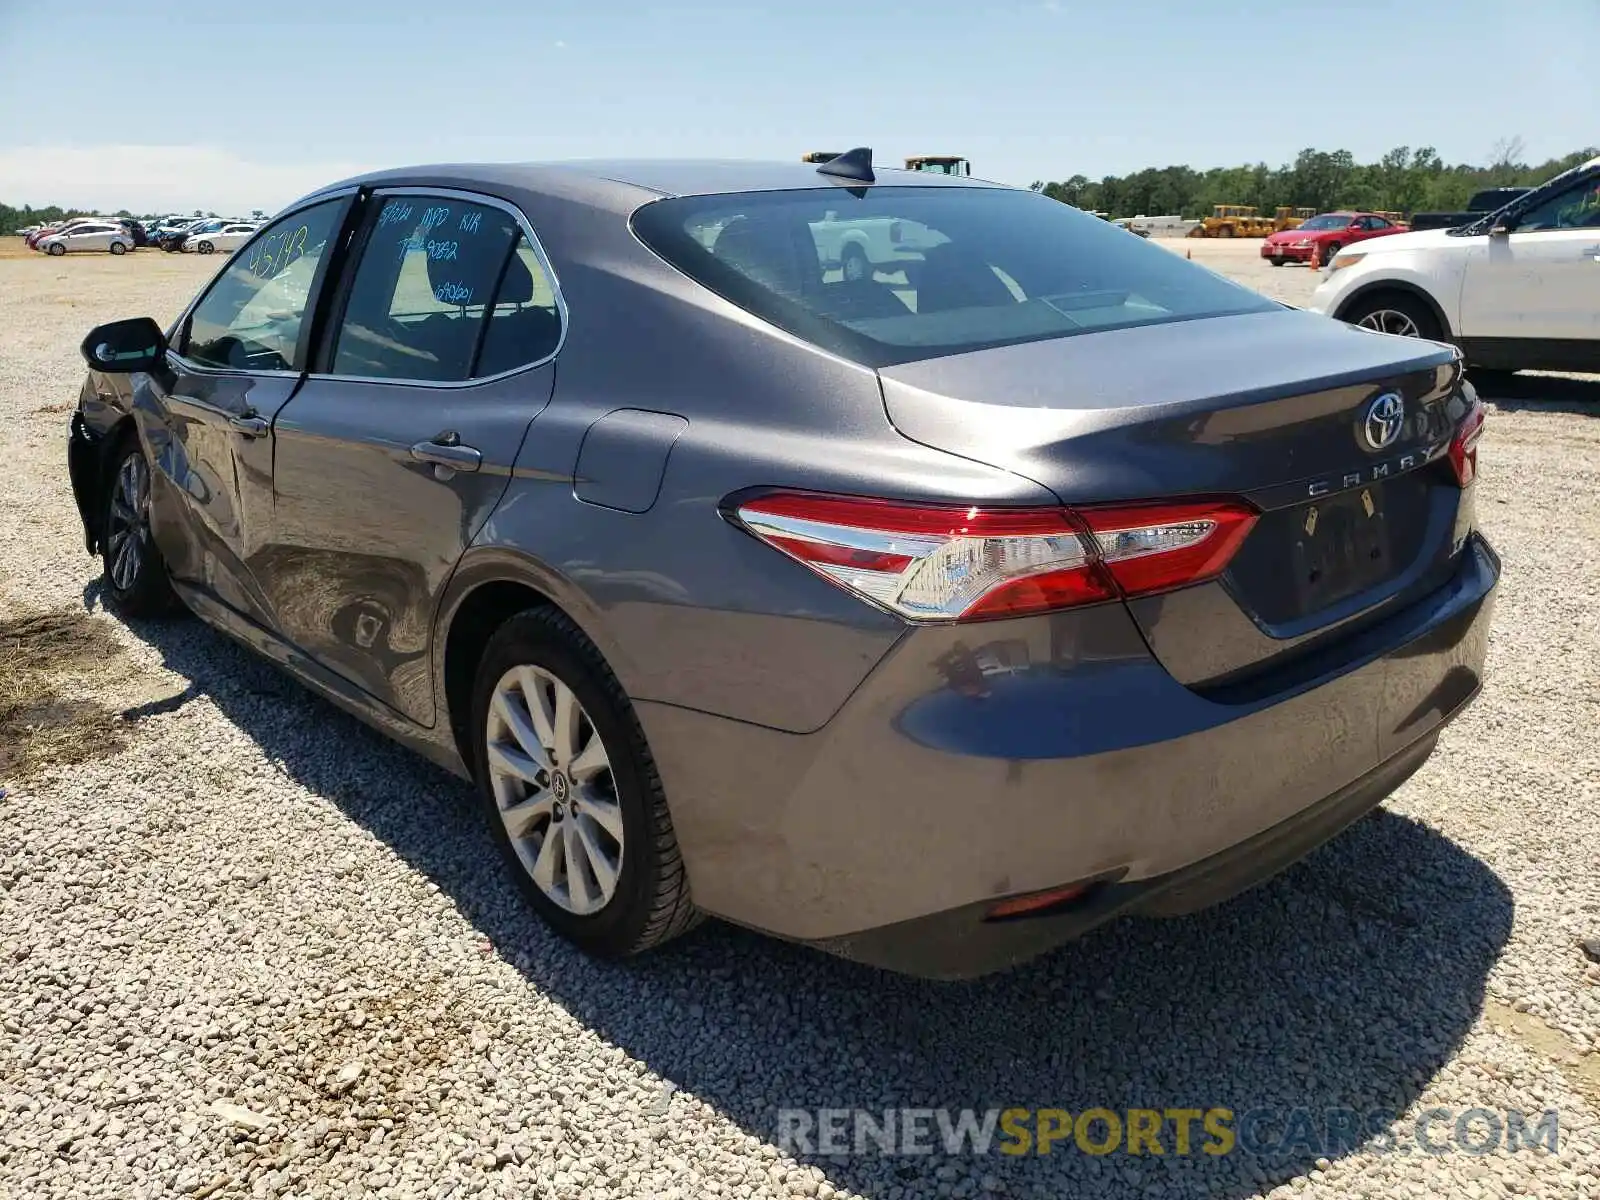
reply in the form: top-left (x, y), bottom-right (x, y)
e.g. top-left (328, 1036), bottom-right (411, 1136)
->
top-left (0, 237), bottom-right (42, 260)
top-left (0, 607), bottom-right (126, 778)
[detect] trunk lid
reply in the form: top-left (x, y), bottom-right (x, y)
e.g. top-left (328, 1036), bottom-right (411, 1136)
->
top-left (879, 308), bottom-right (1473, 686)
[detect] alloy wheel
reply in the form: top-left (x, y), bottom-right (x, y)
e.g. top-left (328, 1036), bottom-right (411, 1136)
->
top-left (107, 452), bottom-right (150, 592)
top-left (484, 665), bottom-right (624, 916)
top-left (1355, 308), bottom-right (1421, 338)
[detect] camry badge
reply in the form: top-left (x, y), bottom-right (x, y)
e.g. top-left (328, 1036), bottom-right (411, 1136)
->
top-left (1363, 392), bottom-right (1405, 451)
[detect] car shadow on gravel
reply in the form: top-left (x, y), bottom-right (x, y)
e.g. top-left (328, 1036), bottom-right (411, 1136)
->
top-left (1472, 371), bottom-right (1600, 414)
top-left (114, 603), bottom-right (1513, 1200)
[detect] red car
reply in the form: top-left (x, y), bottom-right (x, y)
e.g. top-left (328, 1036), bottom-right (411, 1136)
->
top-left (1260, 211), bottom-right (1408, 266)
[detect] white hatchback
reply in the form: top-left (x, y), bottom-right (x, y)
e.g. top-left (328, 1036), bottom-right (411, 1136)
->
top-left (36, 223), bottom-right (136, 256)
top-left (184, 222), bottom-right (260, 254)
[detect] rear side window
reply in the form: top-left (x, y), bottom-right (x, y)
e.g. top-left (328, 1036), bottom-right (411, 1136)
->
top-left (330, 196), bottom-right (560, 382)
top-left (632, 186), bottom-right (1276, 366)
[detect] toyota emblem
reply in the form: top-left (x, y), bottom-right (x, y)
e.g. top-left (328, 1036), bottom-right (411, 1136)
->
top-left (1362, 392), bottom-right (1405, 450)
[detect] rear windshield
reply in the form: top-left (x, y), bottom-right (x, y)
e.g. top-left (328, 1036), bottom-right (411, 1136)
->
top-left (631, 186), bottom-right (1276, 366)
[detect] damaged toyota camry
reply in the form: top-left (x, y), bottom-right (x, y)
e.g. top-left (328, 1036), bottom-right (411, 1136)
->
top-left (66, 150), bottom-right (1497, 979)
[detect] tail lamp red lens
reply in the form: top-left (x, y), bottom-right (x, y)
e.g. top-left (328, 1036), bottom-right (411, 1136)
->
top-left (732, 491), bottom-right (1258, 623)
top-left (1448, 397), bottom-right (1486, 487)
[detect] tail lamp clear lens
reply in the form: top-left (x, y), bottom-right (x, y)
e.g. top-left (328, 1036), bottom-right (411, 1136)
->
top-left (732, 492), bottom-right (1258, 623)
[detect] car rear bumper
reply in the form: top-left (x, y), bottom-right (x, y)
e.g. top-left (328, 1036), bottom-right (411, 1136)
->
top-left (816, 728), bottom-right (1441, 978)
top-left (636, 533), bottom-right (1498, 977)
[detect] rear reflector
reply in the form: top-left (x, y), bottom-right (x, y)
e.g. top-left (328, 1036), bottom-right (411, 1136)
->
top-left (732, 491), bottom-right (1257, 623)
top-left (1448, 397), bottom-right (1486, 486)
top-left (985, 882), bottom-right (1093, 921)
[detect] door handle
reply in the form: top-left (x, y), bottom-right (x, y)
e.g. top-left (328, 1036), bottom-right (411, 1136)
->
top-left (228, 413), bottom-right (269, 437)
top-left (409, 433), bottom-right (482, 473)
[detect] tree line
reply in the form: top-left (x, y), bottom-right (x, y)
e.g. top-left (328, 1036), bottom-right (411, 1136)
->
top-left (6, 141), bottom-right (1596, 235)
top-left (1029, 140), bottom-right (1597, 219)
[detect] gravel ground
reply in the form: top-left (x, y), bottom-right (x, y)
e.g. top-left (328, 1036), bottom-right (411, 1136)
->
top-left (1, 239), bottom-right (1598, 1200)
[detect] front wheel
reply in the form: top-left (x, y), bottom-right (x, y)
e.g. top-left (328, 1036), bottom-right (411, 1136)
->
top-left (1269, 256), bottom-right (1286, 267)
top-left (101, 438), bottom-right (180, 617)
top-left (470, 607), bottom-right (700, 960)
top-left (47, 243), bottom-right (65, 256)
top-left (1341, 291), bottom-right (1444, 342)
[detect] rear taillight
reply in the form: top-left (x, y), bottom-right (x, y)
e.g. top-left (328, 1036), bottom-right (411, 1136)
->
top-left (1078, 501), bottom-right (1259, 598)
top-left (1448, 397), bottom-right (1486, 486)
top-left (732, 492), bottom-right (1257, 623)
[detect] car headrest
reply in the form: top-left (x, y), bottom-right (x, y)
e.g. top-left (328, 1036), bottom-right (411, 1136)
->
top-left (711, 218), bottom-right (813, 299)
top-left (426, 226), bottom-right (532, 308)
top-left (914, 241), bottom-right (1016, 314)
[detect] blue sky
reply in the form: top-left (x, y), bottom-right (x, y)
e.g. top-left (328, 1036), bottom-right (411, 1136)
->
top-left (1, 0), bottom-right (1594, 213)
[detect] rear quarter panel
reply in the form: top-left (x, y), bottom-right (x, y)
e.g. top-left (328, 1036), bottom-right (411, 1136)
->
top-left (452, 187), bottom-right (1058, 733)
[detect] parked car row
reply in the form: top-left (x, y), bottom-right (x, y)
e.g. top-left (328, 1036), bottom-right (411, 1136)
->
top-left (16, 215), bottom-right (264, 256)
top-left (147, 217), bottom-right (263, 253)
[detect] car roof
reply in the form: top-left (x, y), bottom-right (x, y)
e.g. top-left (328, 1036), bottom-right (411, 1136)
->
top-left (302, 157), bottom-right (1002, 216)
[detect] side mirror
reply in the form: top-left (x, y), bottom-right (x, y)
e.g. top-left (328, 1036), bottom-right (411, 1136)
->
top-left (80, 317), bottom-right (167, 373)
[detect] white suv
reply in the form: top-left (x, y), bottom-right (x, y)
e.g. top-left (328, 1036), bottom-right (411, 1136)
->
top-left (1309, 156), bottom-right (1600, 374)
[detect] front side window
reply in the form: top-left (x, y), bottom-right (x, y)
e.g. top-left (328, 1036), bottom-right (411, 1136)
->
top-left (1516, 177), bottom-right (1600, 231)
top-left (180, 198), bottom-right (345, 372)
top-left (632, 186), bottom-right (1277, 367)
top-left (330, 195), bottom-right (558, 382)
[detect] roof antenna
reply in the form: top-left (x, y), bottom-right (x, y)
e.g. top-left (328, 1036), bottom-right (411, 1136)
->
top-left (817, 147), bottom-right (874, 184)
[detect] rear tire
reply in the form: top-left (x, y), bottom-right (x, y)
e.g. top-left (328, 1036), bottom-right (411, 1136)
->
top-left (197, 241), bottom-right (215, 254)
top-left (1341, 291), bottom-right (1444, 342)
top-left (840, 243), bottom-right (871, 283)
top-left (109, 241), bottom-right (126, 255)
top-left (469, 607), bottom-right (701, 961)
top-left (101, 436), bottom-right (180, 618)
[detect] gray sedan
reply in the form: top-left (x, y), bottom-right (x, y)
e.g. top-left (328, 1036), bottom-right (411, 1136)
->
top-left (66, 153), bottom-right (1497, 978)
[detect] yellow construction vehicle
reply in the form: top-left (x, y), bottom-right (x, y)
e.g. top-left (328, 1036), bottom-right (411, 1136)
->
top-left (905, 155), bottom-right (971, 176)
top-left (1272, 206), bottom-right (1317, 231)
top-left (801, 151), bottom-right (845, 164)
top-left (1187, 205), bottom-right (1273, 238)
